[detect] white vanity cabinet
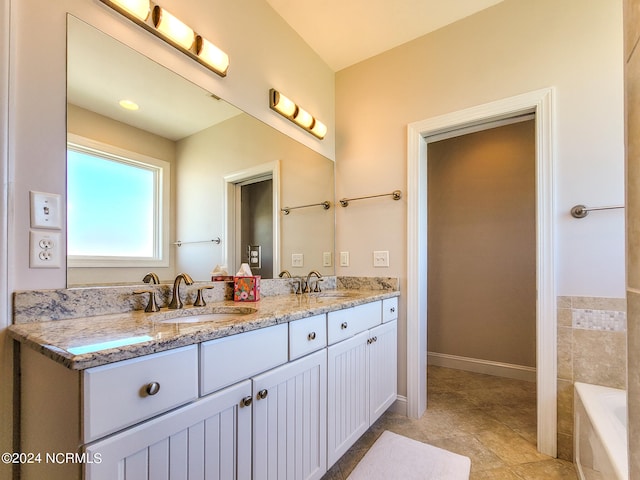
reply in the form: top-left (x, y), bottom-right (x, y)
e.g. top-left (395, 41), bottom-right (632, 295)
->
top-left (18, 296), bottom-right (397, 480)
top-left (85, 379), bottom-right (253, 480)
top-left (326, 299), bottom-right (398, 467)
top-left (252, 349), bottom-right (327, 480)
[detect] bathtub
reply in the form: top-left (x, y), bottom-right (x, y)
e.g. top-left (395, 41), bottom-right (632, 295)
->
top-left (574, 382), bottom-right (628, 480)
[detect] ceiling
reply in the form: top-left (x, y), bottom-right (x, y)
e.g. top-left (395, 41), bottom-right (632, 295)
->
top-left (67, 2), bottom-right (506, 141)
top-left (265, 0), bottom-right (506, 71)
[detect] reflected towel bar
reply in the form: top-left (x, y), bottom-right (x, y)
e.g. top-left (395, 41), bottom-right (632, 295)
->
top-left (340, 190), bottom-right (402, 207)
top-left (570, 204), bottom-right (624, 218)
top-left (281, 201), bottom-right (331, 215)
top-left (173, 238), bottom-right (221, 247)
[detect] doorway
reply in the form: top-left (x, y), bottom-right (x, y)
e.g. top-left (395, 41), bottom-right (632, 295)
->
top-left (239, 178), bottom-right (274, 279)
top-left (406, 88), bottom-right (556, 457)
top-left (426, 118), bottom-right (536, 377)
top-left (224, 161), bottom-right (281, 279)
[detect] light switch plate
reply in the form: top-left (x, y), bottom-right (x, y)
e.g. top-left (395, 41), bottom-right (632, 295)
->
top-left (340, 252), bottom-right (350, 267)
top-left (373, 250), bottom-right (389, 267)
top-left (30, 191), bottom-right (62, 229)
top-left (291, 253), bottom-right (304, 267)
top-left (322, 252), bottom-right (332, 267)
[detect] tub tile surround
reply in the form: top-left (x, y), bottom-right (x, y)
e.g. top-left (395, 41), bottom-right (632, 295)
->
top-left (9, 276), bottom-right (399, 370)
top-left (556, 296), bottom-right (627, 462)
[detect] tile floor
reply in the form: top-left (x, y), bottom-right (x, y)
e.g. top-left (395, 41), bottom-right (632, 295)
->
top-left (323, 365), bottom-right (578, 479)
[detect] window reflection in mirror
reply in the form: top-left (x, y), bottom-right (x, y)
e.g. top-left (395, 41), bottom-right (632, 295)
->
top-left (66, 16), bottom-right (335, 286)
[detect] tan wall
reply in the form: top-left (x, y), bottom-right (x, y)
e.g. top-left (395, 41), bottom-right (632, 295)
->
top-left (624, 0), bottom-right (640, 476)
top-left (427, 120), bottom-right (536, 367)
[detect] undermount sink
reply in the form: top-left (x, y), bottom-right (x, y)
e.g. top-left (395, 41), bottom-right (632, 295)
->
top-left (159, 306), bottom-right (257, 324)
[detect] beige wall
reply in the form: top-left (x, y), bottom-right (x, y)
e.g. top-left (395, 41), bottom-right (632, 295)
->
top-left (176, 113), bottom-right (335, 280)
top-left (427, 120), bottom-right (536, 368)
top-left (624, 0), bottom-right (640, 476)
top-left (336, 0), bottom-right (623, 397)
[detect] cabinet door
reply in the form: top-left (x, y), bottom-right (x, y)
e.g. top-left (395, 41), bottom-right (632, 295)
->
top-left (368, 320), bottom-right (397, 424)
top-left (85, 380), bottom-right (252, 480)
top-left (326, 330), bottom-right (369, 468)
top-left (252, 349), bottom-right (327, 480)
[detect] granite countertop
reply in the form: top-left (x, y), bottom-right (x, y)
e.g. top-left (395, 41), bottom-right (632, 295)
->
top-left (8, 289), bottom-right (399, 371)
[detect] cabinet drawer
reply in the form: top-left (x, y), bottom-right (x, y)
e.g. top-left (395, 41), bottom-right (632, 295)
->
top-left (382, 297), bottom-right (398, 323)
top-left (327, 301), bottom-right (381, 345)
top-left (289, 314), bottom-right (327, 360)
top-left (201, 323), bottom-right (288, 396)
top-left (83, 345), bottom-right (199, 443)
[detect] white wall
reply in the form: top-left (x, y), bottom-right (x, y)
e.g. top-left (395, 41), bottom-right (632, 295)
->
top-left (335, 0), bottom-right (624, 395)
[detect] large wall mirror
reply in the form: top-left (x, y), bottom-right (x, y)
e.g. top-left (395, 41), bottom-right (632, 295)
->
top-left (66, 15), bottom-right (335, 286)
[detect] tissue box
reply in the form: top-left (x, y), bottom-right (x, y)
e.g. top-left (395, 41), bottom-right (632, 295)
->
top-left (234, 275), bottom-right (261, 302)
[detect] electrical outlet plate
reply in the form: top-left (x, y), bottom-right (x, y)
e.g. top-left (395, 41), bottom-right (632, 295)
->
top-left (373, 250), bottom-right (389, 267)
top-left (340, 251), bottom-right (350, 267)
top-left (30, 230), bottom-right (61, 268)
top-left (291, 253), bottom-right (304, 267)
top-left (30, 191), bottom-right (62, 229)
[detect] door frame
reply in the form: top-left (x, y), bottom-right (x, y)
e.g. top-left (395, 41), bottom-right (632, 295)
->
top-left (406, 88), bottom-right (557, 456)
top-left (223, 161), bottom-right (281, 277)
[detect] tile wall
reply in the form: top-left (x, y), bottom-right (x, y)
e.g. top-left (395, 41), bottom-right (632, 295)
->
top-left (625, 0), bottom-right (640, 477)
top-left (556, 296), bottom-right (627, 461)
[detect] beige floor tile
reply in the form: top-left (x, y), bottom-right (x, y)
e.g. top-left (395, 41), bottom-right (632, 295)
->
top-left (322, 366), bottom-right (579, 480)
top-left (511, 458), bottom-right (579, 479)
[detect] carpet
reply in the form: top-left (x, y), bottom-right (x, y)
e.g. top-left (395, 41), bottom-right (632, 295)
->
top-left (347, 430), bottom-right (471, 480)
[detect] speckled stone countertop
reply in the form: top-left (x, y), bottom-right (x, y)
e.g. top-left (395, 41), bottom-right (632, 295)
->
top-left (9, 288), bottom-right (399, 371)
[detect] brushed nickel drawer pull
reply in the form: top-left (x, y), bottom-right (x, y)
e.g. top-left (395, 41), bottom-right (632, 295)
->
top-left (341, 322), bottom-right (348, 330)
top-left (240, 396), bottom-right (253, 407)
top-left (308, 332), bottom-right (317, 341)
top-left (145, 382), bottom-right (161, 396)
top-left (257, 389), bottom-right (268, 400)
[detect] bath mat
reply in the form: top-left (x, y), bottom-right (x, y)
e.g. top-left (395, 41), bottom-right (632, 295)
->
top-left (347, 430), bottom-right (471, 480)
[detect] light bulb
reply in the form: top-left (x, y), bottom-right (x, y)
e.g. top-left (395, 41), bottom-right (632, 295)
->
top-left (152, 6), bottom-right (195, 50)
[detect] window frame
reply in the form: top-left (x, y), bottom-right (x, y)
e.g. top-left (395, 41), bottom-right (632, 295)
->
top-left (66, 134), bottom-right (170, 268)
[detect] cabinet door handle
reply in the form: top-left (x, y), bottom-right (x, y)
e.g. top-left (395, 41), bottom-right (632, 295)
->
top-left (308, 332), bottom-right (316, 340)
top-left (373, 336), bottom-right (378, 342)
top-left (240, 396), bottom-right (253, 407)
top-left (257, 389), bottom-right (268, 400)
top-left (341, 322), bottom-right (348, 330)
top-left (390, 307), bottom-right (396, 313)
top-left (145, 382), bottom-right (161, 396)
top-left (367, 338), bottom-right (372, 345)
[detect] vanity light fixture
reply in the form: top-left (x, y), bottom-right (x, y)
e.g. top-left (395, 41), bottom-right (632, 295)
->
top-left (104, 0), bottom-right (151, 21)
top-left (151, 6), bottom-right (195, 50)
top-left (99, 0), bottom-right (229, 77)
top-left (269, 89), bottom-right (327, 140)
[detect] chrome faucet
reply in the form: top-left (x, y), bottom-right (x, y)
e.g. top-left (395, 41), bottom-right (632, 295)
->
top-left (168, 273), bottom-right (194, 309)
top-left (142, 272), bottom-right (160, 284)
top-left (305, 270), bottom-right (323, 293)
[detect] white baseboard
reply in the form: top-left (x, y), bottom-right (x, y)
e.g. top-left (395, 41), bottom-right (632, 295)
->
top-left (389, 395), bottom-right (407, 416)
top-left (428, 352), bottom-right (536, 382)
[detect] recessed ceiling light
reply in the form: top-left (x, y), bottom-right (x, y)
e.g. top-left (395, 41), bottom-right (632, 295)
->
top-left (119, 99), bottom-right (139, 111)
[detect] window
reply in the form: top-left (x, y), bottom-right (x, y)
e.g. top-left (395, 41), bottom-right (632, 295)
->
top-left (67, 137), bottom-right (170, 268)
